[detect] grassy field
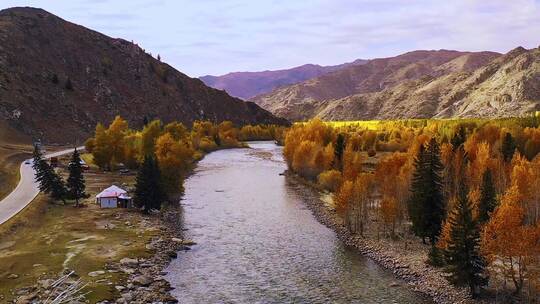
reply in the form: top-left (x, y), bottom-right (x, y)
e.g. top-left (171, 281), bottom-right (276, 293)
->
top-left (0, 153), bottom-right (159, 302)
top-left (299, 116), bottom-right (540, 132)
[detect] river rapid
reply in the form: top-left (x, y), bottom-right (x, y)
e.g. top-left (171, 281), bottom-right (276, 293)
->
top-left (165, 142), bottom-right (433, 304)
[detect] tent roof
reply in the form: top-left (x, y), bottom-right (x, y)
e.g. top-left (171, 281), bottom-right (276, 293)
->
top-left (96, 185), bottom-right (127, 198)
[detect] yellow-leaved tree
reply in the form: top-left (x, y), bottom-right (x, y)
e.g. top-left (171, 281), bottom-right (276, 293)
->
top-left (92, 123), bottom-right (113, 170)
top-left (107, 115), bottom-right (129, 166)
top-left (482, 185), bottom-right (540, 294)
top-left (155, 133), bottom-right (194, 196)
top-left (140, 120), bottom-right (163, 157)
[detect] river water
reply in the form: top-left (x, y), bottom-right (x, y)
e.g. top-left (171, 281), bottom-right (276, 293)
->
top-left (165, 142), bottom-right (433, 304)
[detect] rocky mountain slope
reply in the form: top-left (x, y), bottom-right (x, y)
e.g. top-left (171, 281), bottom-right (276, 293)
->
top-left (0, 7), bottom-right (287, 143)
top-left (252, 50), bottom-right (502, 121)
top-left (200, 59), bottom-right (367, 100)
top-left (316, 47), bottom-right (540, 120)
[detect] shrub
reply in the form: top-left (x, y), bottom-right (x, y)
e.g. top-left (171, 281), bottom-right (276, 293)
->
top-left (198, 137), bottom-right (218, 152)
top-left (317, 170), bottom-right (343, 192)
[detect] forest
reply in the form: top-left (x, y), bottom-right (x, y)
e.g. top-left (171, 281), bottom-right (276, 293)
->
top-left (284, 117), bottom-right (540, 299)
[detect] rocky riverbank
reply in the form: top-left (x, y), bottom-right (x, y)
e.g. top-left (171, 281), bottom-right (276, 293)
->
top-left (286, 172), bottom-right (477, 304)
top-left (8, 206), bottom-right (188, 304)
top-left (109, 207), bottom-right (187, 304)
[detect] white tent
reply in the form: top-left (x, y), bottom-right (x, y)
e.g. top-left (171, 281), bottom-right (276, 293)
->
top-left (96, 185), bottom-right (133, 208)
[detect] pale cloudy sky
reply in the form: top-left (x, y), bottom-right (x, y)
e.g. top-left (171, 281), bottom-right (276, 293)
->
top-left (2, 0), bottom-right (540, 77)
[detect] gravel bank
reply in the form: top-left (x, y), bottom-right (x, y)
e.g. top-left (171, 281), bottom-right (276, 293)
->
top-left (287, 172), bottom-right (476, 304)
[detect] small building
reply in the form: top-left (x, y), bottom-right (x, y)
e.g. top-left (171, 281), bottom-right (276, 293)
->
top-left (96, 185), bottom-right (133, 208)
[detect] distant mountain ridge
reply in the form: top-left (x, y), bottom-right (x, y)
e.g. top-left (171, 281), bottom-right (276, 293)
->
top-left (199, 59), bottom-right (367, 100)
top-left (251, 50), bottom-right (505, 121)
top-left (317, 46), bottom-right (540, 120)
top-left (0, 7), bottom-right (287, 143)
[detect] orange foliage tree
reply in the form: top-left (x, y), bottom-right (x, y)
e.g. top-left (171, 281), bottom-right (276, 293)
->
top-left (482, 185), bottom-right (540, 293)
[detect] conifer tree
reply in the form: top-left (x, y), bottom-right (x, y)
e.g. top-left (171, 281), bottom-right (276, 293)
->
top-left (408, 144), bottom-right (427, 241)
top-left (334, 133), bottom-right (345, 169)
top-left (408, 138), bottom-right (445, 244)
top-left (478, 169), bottom-right (496, 223)
top-left (32, 144), bottom-right (45, 180)
top-left (451, 126), bottom-right (466, 151)
top-left (501, 132), bottom-right (516, 162)
top-left (33, 146), bottom-right (67, 203)
top-left (134, 155), bottom-right (165, 213)
top-left (67, 148), bottom-right (87, 207)
top-left (49, 172), bottom-right (68, 203)
top-left (445, 179), bottom-right (488, 298)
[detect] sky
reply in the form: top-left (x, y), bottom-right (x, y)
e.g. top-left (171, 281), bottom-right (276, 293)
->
top-left (2, 0), bottom-right (540, 77)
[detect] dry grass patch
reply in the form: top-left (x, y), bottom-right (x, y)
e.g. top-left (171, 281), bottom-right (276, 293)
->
top-left (0, 162), bottom-right (158, 302)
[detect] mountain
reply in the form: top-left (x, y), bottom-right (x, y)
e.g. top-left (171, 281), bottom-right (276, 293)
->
top-left (200, 59), bottom-right (367, 100)
top-left (251, 50), bottom-right (502, 121)
top-left (0, 7), bottom-right (287, 143)
top-left (317, 46), bottom-right (540, 120)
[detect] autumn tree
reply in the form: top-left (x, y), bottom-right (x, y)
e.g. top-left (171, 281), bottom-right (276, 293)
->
top-left (292, 140), bottom-right (317, 179)
top-left (318, 170), bottom-right (342, 192)
top-left (445, 179), bottom-right (488, 298)
top-left (350, 173), bottom-right (373, 236)
top-left (375, 152), bottom-right (409, 228)
top-left (217, 121), bottom-right (240, 147)
top-left (380, 196), bottom-right (399, 237)
top-left (155, 133), bottom-right (194, 196)
top-left (342, 145), bottom-right (363, 181)
top-left (123, 131), bottom-right (141, 169)
top-left (164, 121), bottom-right (188, 141)
top-left (335, 180), bottom-right (354, 229)
top-left (107, 115), bottom-right (129, 165)
top-left (140, 120), bottom-right (163, 157)
top-left (482, 185), bottom-right (540, 294)
top-left (92, 123), bottom-right (113, 170)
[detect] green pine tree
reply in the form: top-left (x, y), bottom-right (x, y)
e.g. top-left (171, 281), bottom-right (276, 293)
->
top-left (67, 148), bottom-right (87, 207)
top-left (50, 173), bottom-right (67, 203)
top-left (408, 138), bottom-right (445, 245)
top-left (33, 145), bottom-right (67, 203)
top-left (501, 132), bottom-right (516, 162)
top-left (477, 169), bottom-right (497, 223)
top-left (408, 144), bottom-right (428, 241)
top-left (444, 179), bottom-right (489, 298)
top-left (450, 126), bottom-right (466, 151)
top-left (134, 155), bottom-right (166, 213)
top-left (334, 133), bottom-right (345, 169)
top-left (32, 144), bottom-right (45, 180)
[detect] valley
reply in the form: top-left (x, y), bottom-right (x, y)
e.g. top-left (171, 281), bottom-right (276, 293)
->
top-left (0, 2), bottom-right (539, 304)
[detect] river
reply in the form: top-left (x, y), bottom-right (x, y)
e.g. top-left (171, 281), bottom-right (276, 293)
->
top-left (165, 142), bottom-right (433, 303)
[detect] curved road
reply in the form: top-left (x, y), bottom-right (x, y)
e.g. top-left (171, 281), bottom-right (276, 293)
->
top-left (0, 147), bottom-right (84, 225)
